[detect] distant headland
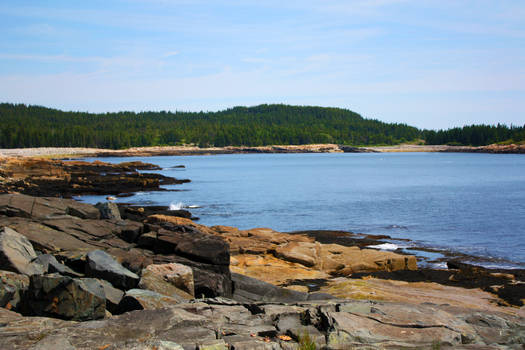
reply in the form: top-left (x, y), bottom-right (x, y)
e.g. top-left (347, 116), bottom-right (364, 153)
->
top-left (1, 103), bottom-right (524, 151)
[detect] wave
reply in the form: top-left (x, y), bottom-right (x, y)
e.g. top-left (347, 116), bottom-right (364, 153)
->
top-left (169, 202), bottom-right (201, 210)
top-left (169, 202), bottom-right (184, 210)
top-left (367, 243), bottom-right (403, 251)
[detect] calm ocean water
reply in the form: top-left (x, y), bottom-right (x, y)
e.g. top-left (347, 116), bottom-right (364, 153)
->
top-left (81, 153), bottom-right (525, 268)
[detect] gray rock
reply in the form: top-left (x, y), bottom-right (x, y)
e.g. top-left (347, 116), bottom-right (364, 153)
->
top-left (95, 202), bottom-right (121, 220)
top-left (0, 279), bottom-right (15, 307)
top-left (0, 270), bottom-right (30, 310)
top-left (232, 273), bottom-right (308, 303)
top-left (117, 289), bottom-right (186, 313)
top-left (33, 254), bottom-right (83, 277)
top-left (0, 194), bottom-right (100, 220)
top-left (0, 296), bottom-right (524, 349)
top-left (0, 226), bottom-right (44, 276)
top-left (98, 279), bottom-right (124, 314)
top-left (27, 273), bottom-right (106, 321)
top-left (28, 335), bottom-right (75, 350)
top-left (85, 250), bottom-right (139, 290)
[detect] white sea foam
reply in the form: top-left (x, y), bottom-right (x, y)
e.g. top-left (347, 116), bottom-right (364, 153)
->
top-left (367, 243), bottom-right (401, 251)
top-left (169, 202), bottom-right (184, 210)
top-left (186, 205), bottom-right (201, 209)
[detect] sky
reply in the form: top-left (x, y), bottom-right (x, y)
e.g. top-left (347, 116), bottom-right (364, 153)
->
top-left (0, 0), bottom-right (524, 129)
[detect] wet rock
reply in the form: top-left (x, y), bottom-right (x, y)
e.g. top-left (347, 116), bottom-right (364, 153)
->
top-left (26, 274), bottom-right (106, 321)
top-left (0, 226), bottom-right (44, 276)
top-left (33, 254), bottom-right (82, 277)
top-left (85, 250), bottom-right (139, 290)
top-left (138, 263), bottom-right (194, 299)
top-left (95, 202), bottom-right (121, 220)
top-left (117, 289), bottom-right (185, 312)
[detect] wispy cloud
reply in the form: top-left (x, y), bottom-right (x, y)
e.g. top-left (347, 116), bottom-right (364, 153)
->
top-left (163, 51), bottom-right (180, 58)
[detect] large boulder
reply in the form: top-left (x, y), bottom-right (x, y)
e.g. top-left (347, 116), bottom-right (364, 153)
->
top-left (138, 263), bottom-right (194, 299)
top-left (231, 272), bottom-right (332, 303)
top-left (0, 226), bottom-right (44, 276)
top-left (85, 250), bottom-right (139, 290)
top-left (26, 274), bottom-right (106, 321)
top-left (95, 202), bottom-right (121, 220)
top-left (117, 289), bottom-right (186, 313)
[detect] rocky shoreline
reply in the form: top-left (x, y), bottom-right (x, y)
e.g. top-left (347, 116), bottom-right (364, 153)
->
top-left (1, 143), bottom-right (524, 158)
top-left (0, 157), bottom-right (524, 349)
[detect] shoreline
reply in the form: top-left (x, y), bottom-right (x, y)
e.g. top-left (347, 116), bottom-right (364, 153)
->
top-left (0, 156), bottom-right (523, 348)
top-left (1, 143), bottom-right (524, 158)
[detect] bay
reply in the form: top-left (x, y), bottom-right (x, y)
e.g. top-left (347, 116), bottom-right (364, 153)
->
top-left (80, 152), bottom-right (525, 268)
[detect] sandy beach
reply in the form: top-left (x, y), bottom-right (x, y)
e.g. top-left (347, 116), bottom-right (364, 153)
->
top-left (1, 143), bottom-right (523, 158)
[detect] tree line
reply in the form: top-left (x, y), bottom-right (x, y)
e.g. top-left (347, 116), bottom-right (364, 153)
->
top-left (423, 124), bottom-right (525, 146)
top-left (0, 103), bottom-right (523, 148)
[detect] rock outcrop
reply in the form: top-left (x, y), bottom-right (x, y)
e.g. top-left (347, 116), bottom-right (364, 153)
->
top-left (0, 297), bottom-right (523, 349)
top-left (0, 157), bottom-right (189, 197)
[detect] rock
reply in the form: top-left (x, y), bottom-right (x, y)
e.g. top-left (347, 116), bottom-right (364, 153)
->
top-left (136, 230), bottom-right (157, 249)
top-left (0, 270), bottom-right (29, 310)
top-left (117, 220), bottom-right (144, 242)
top-left (33, 254), bottom-right (82, 277)
top-left (175, 233), bottom-right (230, 266)
top-left (0, 226), bottom-right (44, 275)
top-left (26, 274), bottom-right (106, 321)
top-left (95, 202), bottom-right (121, 220)
top-left (0, 158), bottom-right (188, 197)
top-left (85, 250), bottom-right (139, 290)
top-left (28, 335), bottom-right (75, 350)
top-left (0, 194), bottom-right (100, 220)
top-left (232, 272), bottom-right (309, 303)
top-left (139, 263), bottom-right (194, 298)
top-left (98, 279), bottom-right (124, 314)
top-left (0, 295), bottom-right (524, 349)
top-left (0, 279), bottom-right (15, 307)
top-left (274, 241), bottom-right (319, 267)
top-left (0, 217), bottom-right (94, 253)
top-left (117, 289), bottom-right (186, 312)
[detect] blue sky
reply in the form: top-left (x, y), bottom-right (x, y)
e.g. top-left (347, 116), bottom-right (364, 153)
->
top-left (1, 0), bottom-right (524, 129)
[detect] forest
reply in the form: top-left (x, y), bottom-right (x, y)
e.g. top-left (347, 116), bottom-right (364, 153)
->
top-left (0, 103), bottom-right (523, 148)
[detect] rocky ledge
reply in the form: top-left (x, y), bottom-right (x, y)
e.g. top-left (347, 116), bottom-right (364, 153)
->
top-left (0, 157), bottom-right (189, 197)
